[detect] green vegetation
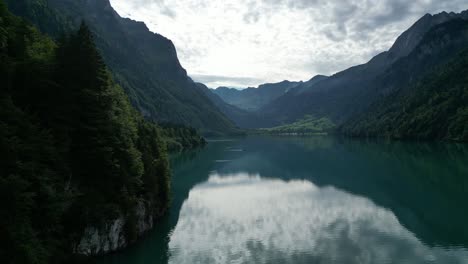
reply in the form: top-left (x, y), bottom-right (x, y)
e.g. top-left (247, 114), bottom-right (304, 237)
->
top-left (257, 115), bottom-right (335, 135)
top-left (4, 0), bottom-right (207, 147)
top-left (6, 0), bottom-right (238, 135)
top-left (252, 14), bottom-right (468, 132)
top-left (0, 2), bottom-right (184, 262)
top-left (160, 123), bottom-right (206, 152)
top-left (342, 47), bottom-right (468, 141)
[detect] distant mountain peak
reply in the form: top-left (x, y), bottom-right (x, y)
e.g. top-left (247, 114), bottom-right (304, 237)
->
top-left (212, 80), bottom-right (302, 111)
top-left (307, 75), bottom-right (328, 82)
top-left (388, 9), bottom-right (468, 60)
top-left (13, 0), bottom-right (237, 133)
top-left (256, 10), bottom-right (468, 128)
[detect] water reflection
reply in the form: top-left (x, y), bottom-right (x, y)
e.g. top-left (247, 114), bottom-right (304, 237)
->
top-left (169, 173), bottom-right (468, 264)
top-left (209, 137), bottom-right (468, 247)
top-left (100, 136), bottom-right (468, 264)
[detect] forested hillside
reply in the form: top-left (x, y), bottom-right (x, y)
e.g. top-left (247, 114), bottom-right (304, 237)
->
top-left (6, 0), bottom-right (238, 135)
top-left (205, 10), bottom-right (468, 142)
top-left (255, 11), bottom-right (468, 128)
top-left (258, 116), bottom-right (335, 135)
top-left (341, 47), bottom-right (468, 141)
top-left (0, 2), bottom-right (176, 262)
top-left (198, 83), bottom-right (266, 129)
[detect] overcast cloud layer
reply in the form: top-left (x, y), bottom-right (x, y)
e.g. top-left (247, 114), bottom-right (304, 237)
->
top-left (109, 0), bottom-right (467, 88)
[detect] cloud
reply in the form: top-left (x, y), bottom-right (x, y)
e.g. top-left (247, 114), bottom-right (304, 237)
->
top-left (191, 74), bottom-right (266, 88)
top-left (168, 174), bottom-right (468, 263)
top-left (109, 0), bottom-right (467, 87)
top-left (118, 0), bottom-right (177, 18)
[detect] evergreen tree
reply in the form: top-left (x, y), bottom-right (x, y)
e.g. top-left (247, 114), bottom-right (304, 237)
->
top-left (0, 4), bottom-right (184, 262)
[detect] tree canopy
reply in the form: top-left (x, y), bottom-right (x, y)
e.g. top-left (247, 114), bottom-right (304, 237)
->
top-left (0, 4), bottom-right (182, 263)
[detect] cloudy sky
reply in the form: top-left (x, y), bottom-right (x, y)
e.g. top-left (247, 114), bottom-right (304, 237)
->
top-left (109, 0), bottom-right (467, 88)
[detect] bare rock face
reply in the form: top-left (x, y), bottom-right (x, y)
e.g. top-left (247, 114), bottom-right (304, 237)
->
top-left (136, 200), bottom-right (154, 235)
top-left (74, 218), bottom-right (127, 256)
top-left (74, 200), bottom-right (154, 256)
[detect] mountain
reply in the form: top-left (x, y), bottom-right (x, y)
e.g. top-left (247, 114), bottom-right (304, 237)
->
top-left (6, 0), bottom-right (237, 135)
top-left (257, 11), bottom-right (468, 128)
top-left (258, 115), bottom-right (336, 135)
top-left (212, 80), bottom-right (302, 111)
top-left (341, 42), bottom-right (468, 141)
top-left (198, 83), bottom-right (266, 129)
top-left (288, 75), bottom-right (328, 95)
top-left (0, 3), bottom-right (178, 261)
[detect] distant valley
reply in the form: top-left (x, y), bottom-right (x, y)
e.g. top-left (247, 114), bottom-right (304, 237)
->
top-left (2, 0), bottom-right (468, 263)
top-left (8, 0), bottom-right (467, 140)
top-left (6, 0), bottom-right (240, 135)
top-left (207, 11), bottom-right (468, 140)
top-left (212, 80), bottom-right (304, 111)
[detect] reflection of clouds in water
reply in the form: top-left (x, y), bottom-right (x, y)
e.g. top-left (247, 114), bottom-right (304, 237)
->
top-left (169, 173), bottom-right (468, 264)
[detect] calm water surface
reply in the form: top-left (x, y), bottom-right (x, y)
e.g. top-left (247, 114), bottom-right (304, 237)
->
top-left (102, 136), bottom-right (468, 264)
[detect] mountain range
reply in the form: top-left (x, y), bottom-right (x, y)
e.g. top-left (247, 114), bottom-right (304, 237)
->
top-left (341, 25), bottom-right (468, 141)
top-left (212, 80), bottom-right (303, 111)
top-left (209, 10), bottom-right (468, 140)
top-left (2, 0), bottom-right (468, 262)
top-left (7, 0), bottom-right (467, 140)
top-left (6, 0), bottom-right (239, 135)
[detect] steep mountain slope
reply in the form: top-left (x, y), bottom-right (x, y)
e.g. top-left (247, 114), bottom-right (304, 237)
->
top-left (341, 46), bottom-right (468, 141)
top-left (213, 80), bottom-right (301, 111)
top-left (258, 11), bottom-right (468, 127)
top-left (258, 115), bottom-right (336, 135)
top-left (6, 0), bottom-right (237, 134)
top-left (288, 75), bottom-right (328, 95)
top-left (198, 83), bottom-right (265, 129)
top-left (0, 4), bottom-right (175, 261)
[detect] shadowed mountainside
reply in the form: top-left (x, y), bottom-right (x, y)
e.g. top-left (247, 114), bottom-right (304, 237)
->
top-left (256, 11), bottom-right (468, 128)
top-left (6, 0), bottom-right (239, 135)
top-left (213, 80), bottom-right (302, 111)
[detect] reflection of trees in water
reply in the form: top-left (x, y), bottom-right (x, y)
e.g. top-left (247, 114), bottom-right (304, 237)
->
top-left (244, 137), bottom-right (468, 247)
top-left (340, 139), bottom-right (468, 247)
top-left (170, 136), bottom-right (468, 249)
top-left (169, 176), bottom-right (468, 264)
top-left (343, 138), bottom-right (468, 198)
top-left (106, 137), bottom-right (468, 264)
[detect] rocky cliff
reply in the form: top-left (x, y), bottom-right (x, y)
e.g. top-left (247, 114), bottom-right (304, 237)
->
top-left (74, 200), bottom-right (155, 256)
top-left (6, 0), bottom-right (238, 135)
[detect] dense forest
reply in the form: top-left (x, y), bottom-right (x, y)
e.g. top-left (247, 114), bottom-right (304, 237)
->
top-left (5, 0), bottom-right (239, 135)
top-left (252, 12), bottom-right (468, 130)
top-left (341, 47), bottom-right (468, 141)
top-left (257, 115), bottom-right (335, 135)
top-left (0, 1), bottom-right (203, 262)
top-left (160, 123), bottom-right (206, 152)
top-left (204, 11), bottom-right (468, 142)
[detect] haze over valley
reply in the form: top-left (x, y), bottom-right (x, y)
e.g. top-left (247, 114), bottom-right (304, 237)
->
top-left (110, 0), bottom-right (467, 88)
top-left (1, 1), bottom-right (467, 263)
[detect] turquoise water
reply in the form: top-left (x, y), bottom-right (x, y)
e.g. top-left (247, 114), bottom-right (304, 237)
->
top-left (101, 136), bottom-right (468, 264)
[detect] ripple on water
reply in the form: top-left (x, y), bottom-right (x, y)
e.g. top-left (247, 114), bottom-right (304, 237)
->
top-left (168, 173), bottom-right (468, 264)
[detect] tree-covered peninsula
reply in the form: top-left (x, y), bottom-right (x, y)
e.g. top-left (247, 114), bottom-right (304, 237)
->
top-left (0, 2), bottom-right (200, 262)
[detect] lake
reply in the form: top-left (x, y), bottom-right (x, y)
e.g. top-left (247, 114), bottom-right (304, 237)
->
top-left (101, 136), bottom-right (468, 264)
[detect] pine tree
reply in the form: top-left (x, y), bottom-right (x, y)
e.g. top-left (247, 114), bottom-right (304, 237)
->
top-left (58, 22), bottom-right (117, 188)
top-left (0, 6), bottom-right (175, 263)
